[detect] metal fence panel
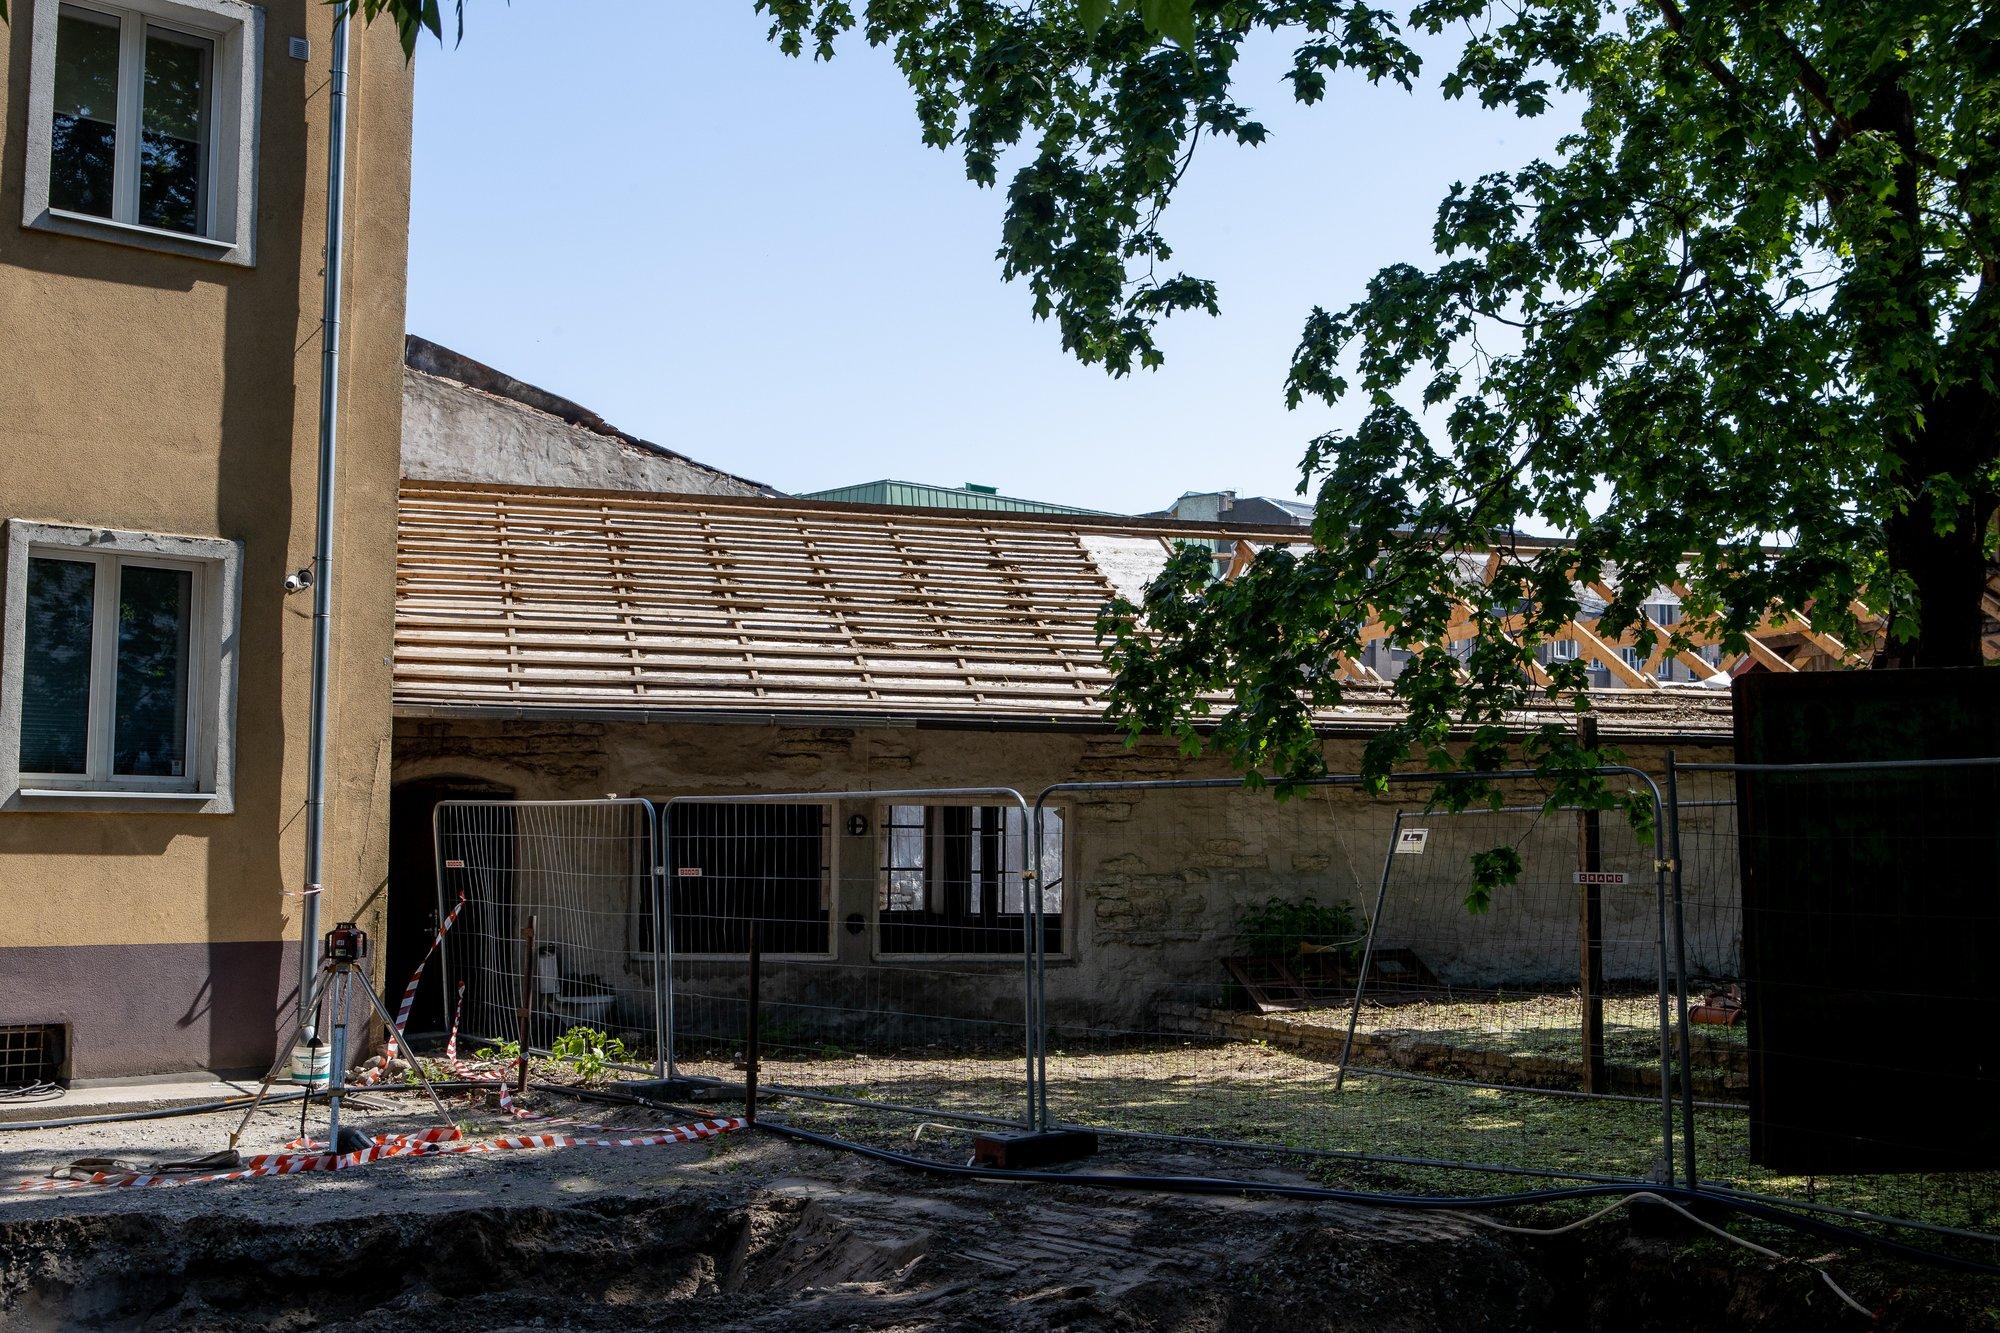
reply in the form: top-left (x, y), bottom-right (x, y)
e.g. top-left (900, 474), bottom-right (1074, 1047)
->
top-left (433, 798), bottom-right (661, 1072)
top-left (1029, 769), bottom-right (1678, 1193)
top-left (420, 763), bottom-right (2000, 1251)
top-left (661, 788), bottom-right (1041, 1130)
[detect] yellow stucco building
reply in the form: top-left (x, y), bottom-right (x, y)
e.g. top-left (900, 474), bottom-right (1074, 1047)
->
top-left (0, 0), bottom-right (412, 1081)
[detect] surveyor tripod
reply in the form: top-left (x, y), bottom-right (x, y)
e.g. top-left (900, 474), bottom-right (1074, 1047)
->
top-left (228, 921), bottom-right (458, 1155)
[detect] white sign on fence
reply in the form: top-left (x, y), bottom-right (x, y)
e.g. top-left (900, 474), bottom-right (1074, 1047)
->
top-left (1573, 871), bottom-right (1629, 886)
top-left (1395, 828), bottom-right (1429, 855)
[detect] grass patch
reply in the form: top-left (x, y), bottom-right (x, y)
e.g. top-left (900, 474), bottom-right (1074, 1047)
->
top-left (714, 1036), bottom-right (1997, 1238)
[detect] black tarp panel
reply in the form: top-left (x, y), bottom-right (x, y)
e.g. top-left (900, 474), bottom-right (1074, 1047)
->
top-left (1734, 669), bottom-right (2000, 1173)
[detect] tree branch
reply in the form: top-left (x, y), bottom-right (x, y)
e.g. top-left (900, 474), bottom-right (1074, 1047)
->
top-left (1654, 0), bottom-right (1743, 100)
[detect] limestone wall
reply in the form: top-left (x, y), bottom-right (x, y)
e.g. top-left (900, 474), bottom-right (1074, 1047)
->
top-left (393, 717), bottom-right (1738, 1033)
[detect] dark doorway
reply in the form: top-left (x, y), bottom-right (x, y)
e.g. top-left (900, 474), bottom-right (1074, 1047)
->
top-left (387, 776), bottom-right (514, 1035)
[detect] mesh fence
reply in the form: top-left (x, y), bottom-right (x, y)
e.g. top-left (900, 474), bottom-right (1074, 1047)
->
top-left (1668, 760), bottom-right (2000, 1242)
top-left (433, 798), bottom-right (661, 1072)
top-left (1343, 803), bottom-right (1673, 1095)
top-left (1032, 773), bottom-right (1679, 1191)
top-left (659, 791), bottom-right (1041, 1129)
top-left (425, 764), bottom-right (2000, 1248)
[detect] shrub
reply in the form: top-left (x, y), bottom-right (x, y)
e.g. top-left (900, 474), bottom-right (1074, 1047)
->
top-left (549, 1026), bottom-right (631, 1083)
top-left (1235, 895), bottom-right (1364, 960)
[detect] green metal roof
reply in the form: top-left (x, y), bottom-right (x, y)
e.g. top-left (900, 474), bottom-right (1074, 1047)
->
top-left (798, 479), bottom-right (1110, 515)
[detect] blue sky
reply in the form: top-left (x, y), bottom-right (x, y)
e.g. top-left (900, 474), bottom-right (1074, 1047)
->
top-left (405, 3), bottom-right (1577, 514)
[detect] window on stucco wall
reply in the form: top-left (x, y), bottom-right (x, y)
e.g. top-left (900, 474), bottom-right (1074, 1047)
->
top-left (23, 0), bottom-right (264, 265)
top-left (2, 520), bottom-right (240, 811)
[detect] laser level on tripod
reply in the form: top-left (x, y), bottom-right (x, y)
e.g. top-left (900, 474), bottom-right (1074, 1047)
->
top-left (225, 921), bottom-right (458, 1160)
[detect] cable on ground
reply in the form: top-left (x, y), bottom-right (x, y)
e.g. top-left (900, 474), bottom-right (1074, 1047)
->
top-left (1450, 1189), bottom-right (1873, 1318)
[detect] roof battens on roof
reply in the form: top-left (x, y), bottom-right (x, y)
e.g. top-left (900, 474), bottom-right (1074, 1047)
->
top-left (395, 481), bottom-right (1758, 738)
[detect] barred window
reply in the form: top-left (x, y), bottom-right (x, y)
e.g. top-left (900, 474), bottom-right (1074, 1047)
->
top-left (879, 804), bottom-right (1062, 955)
top-left (661, 802), bottom-right (831, 956)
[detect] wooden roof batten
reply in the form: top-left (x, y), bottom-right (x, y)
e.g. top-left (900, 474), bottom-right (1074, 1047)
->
top-left (393, 481), bottom-right (1757, 738)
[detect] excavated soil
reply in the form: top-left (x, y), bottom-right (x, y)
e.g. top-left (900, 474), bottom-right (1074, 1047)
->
top-left (0, 1100), bottom-right (1990, 1330)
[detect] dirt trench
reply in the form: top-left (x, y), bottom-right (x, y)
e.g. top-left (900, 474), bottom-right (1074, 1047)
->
top-left (0, 1173), bottom-right (1976, 1331)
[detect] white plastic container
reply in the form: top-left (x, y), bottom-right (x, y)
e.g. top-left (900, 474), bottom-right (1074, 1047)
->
top-left (553, 994), bottom-right (615, 1025)
top-left (289, 1037), bottom-right (331, 1087)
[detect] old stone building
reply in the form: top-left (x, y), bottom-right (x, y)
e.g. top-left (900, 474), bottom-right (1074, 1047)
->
top-left (387, 482), bottom-right (1751, 1034)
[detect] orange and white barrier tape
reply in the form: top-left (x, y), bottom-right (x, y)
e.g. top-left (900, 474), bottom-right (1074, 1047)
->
top-left (355, 897), bottom-right (466, 1087)
top-left (383, 894), bottom-right (465, 1065)
top-left (13, 1117), bottom-right (746, 1194)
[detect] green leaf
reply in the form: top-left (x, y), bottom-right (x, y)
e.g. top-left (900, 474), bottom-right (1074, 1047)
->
top-left (1137, 0), bottom-right (1195, 51)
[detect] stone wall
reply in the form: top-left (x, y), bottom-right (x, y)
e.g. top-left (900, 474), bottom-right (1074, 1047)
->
top-left (401, 357), bottom-right (773, 497)
top-left (392, 717), bottom-right (1737, 1033)
top-left (1157, 1003), bottom-right (1751, 1099)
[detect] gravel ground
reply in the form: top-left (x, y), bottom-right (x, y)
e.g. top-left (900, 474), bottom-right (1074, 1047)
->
top-left (0, 1083), bottom-right (1993, 1330)
top-left (0, 1086), bottom-right (747, 1228)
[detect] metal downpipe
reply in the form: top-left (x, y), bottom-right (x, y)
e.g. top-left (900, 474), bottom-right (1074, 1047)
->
top-left (299, 3), bottom-right (353, 1031)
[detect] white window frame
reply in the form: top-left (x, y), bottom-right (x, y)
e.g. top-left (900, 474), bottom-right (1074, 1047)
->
top-left (1, 520), bottom-right (240, 811)
top-left (21, 0), bottom-right (263, 265)
top-left (1549, 637), bottom-right (1579, 661)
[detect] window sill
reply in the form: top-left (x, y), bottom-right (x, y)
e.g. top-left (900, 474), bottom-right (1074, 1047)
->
top-left (873, 952), bottom-right (1075, 967)
top-left (28, 208), bottom-right (248, 266)
top-left (19, 787), bottom-right (216, 799)
top-left (628, 952), bottom-right (837, 964)
top-left (8, 787), bottom-right (230, 814)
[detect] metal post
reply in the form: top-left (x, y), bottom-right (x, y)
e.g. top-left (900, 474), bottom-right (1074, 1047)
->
top-left (649, 802), bottom-right (669, 1079)
top-left (1578, 720), bottom-right (1608, 1094)
top-left (744, 919), bottom-right (761, 1125)
top-left (1335, 811), bottom-right (1401, 1093)
top-left (1648, 784), bottom-right (1678, 1188)
top-left (1664, 751), bottom-right (1699, 1190)
top-left (664, 792), bottom-right (688, 1072)
top-left (1031, 800), bottom-right (1054, 1130)
top-left (1020, 803), bottom-right (1041, 1131)
top-left (298, 1), bottom-right (353, 1031)
top-left (325, 969), bottom-right (351, 1147)
top-left (432, 802), bottom-right (454, 1039)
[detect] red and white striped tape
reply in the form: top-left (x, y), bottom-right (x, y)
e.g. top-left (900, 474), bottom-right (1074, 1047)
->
top-left (355, 896), bottom-right (467, 1086)
top-left (12, 1117), bottom-right (746, 1194)
top-left (382, 894), bottom-right (465, 1065)
top-left (444, 981), bottom-right (465, 1062)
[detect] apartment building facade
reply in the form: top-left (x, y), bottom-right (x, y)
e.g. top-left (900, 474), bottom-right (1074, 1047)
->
top-left (0, 0), bottom-right (413, 1080)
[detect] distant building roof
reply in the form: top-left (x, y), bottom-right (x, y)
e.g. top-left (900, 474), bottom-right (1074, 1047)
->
top-left (1154, 490), bottom-right (1313, 526)
top-left (403, 336), bottom-right (778, 497)
top-left (799, 478), bottom-right (1110, 515)
top-left (394, 480), bottom-right (1740, 737)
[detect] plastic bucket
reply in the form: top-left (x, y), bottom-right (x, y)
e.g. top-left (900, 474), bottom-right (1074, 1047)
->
top-left (289, 1038), bottom-right (331, 1087)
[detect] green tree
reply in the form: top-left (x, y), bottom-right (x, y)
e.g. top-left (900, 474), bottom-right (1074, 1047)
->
top-left (31, 2), bottom-right (1986, 834)
top-left (731, 3), bottom-right (1998, 811)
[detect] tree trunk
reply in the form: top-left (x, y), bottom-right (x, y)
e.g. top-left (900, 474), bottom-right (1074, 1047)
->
top-left (1878, 471), bottom-right (1995, 670)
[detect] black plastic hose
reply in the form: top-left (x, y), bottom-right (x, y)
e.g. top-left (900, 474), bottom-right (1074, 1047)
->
top-left (747, 1119), bottom-right (2000, 1278)
top-left (0, 1080), bottom-right (490, 1133)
